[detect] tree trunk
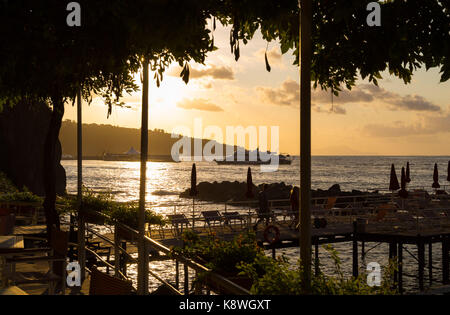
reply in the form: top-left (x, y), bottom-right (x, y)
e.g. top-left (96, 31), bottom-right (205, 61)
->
top-left (138, 60), bottom-right (149, 295)
top-left (43, 96), bottom-right (65, 241)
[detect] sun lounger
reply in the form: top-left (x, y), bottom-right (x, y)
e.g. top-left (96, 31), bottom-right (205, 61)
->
top-left (167, 214), bottom-right (191, 235)
top-left (222, 212), bottom-right (246, 228)
top-left (201, 211), bottom-right (224, 229)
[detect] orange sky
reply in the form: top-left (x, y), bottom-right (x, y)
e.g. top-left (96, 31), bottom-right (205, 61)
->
top-left (63, 23), bottom-right (450, 156)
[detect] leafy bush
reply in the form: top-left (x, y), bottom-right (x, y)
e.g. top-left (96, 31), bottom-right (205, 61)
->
top-left (0, 189), bottom-right (42, 203)
top-left (237, 244), bottom-right (398, 295)
top-left (80, 186), bottom-right (116, 213)
top-left (69, 186), bottom-right (166, 228)
top-left (174, 231), bottom-right (265, 276)
top-left (107, 202), bottom-right (166, 229)
top-left (0, 172), bottom-right (18, 193)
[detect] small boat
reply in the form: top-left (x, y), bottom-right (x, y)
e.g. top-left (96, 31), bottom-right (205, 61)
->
top-left (215, 149), bottom-right (292, 165)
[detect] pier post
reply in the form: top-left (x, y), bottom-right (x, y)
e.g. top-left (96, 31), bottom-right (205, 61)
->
top-left (175, 260), bottom-right (179, 289)
top-left (398, 242), bottom-right (403, 294)
top-left (352, 221), bottom-right (358, 278)
top-left (121, 241), bottom-right (127, 277)
top-left (389, 241), bottom-right (398, 285)
top-left (114, 226), bottom-right (120, 277)
top-left (428, 241), bottom-right (433, 285)
top-left (314, 242), bottom-right (319, 277)
top-left (184, 264), bottom-right (189, 294)
top-left (361, 241), bottom-right (365, 261)
top-left (443, 236), bottom-right (449, 285)
top-left (418, 236), bottom-right (425, 291)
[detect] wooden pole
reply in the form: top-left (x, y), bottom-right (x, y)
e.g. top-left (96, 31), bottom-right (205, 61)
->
top-left (138, 60), bottom-right (149, 295)
top-left (398, 242), bottom-right (403, 294)
top-left (352, 221), bottom-right (358, 278)
top-left (175, 260), bottom-right (180, 289)
top-left (314, 242), bottom-right (319, 276)
top-left (389, 241), bottom-right (398, 285)
top-left (418, 236), bottom-right (425, 291)
top-left (121, 241), bottom-right (128, 277)
top-left (184, 264), bottom-right (189, 294)
top-left (114, 225), bottom-right (120, 277)
top-left (76, 89), bottom-right (85, 281)
top-left (428, 241), bottom-right (433, 285)
top-left (299, 0), bottom-right (312, 292)
top-left (443, 236), bottom-right (449, 285)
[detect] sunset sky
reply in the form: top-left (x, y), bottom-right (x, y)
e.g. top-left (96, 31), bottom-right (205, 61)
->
top-left (64, 23), bottom-right (450, 156)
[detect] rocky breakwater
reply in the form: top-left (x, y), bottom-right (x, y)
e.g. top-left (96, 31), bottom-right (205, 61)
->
top-left (180, 181), bottom-right (382, 207)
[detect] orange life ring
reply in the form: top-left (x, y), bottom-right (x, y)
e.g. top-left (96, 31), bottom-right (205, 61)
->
top-left (263, 225), bottom-right (280, 244)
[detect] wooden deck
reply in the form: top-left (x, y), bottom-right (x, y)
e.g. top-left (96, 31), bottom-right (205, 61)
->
top-left (5, 214), bottom-right (450, 295)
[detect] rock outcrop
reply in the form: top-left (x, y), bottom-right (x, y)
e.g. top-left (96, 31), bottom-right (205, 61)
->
top-left (0, 100), bottom-right (66, 196)
top-left (180, 181), bottom-right (381, 206)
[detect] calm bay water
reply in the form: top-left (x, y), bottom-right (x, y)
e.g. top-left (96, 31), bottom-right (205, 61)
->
top-left (62, 156), bottom-right (450, 293)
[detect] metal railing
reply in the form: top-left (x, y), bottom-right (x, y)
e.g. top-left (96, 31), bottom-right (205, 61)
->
top-left (76, 210), bottom-right (250, 295)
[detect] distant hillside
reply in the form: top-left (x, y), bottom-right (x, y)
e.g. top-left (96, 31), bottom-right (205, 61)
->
top-left (59, 120), bottom-right (233, 158)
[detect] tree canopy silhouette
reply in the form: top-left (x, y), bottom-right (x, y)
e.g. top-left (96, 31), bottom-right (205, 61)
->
top-left (0, 0), bottom-right (448, 242)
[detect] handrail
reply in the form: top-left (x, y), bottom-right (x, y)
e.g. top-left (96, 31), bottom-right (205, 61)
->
top-left (78, 210), bottom-right (250, 295)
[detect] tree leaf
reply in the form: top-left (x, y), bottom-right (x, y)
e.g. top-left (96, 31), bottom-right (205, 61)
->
top-left (265, 51), bottom-right (271, 72)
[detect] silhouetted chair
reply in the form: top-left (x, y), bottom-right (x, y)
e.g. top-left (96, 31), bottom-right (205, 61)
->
top-left (167, 214), bottom-right (190, 236)
top-left (222, 212), bottom-right (246, 229)
top-left (5, 228), bottom-right (68, 294)
top-left (201, 211), bottom-right (224, 230)
top-left (89, 267), bottom-right (133, 295)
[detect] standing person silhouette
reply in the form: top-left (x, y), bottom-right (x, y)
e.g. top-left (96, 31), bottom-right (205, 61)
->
top-left (253, 184), bottom-right (271, 231)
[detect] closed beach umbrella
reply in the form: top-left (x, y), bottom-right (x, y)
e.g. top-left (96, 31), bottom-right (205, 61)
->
top-left (389, 164), bottom-right (400, 191)
top-left (190, 163), bottom-right (198, 230)
top-left (190, 163), bottom-right (198, 196)
top-left (406, 161), bottom-right (411, 183)
top-left (432, 163), bottom-right (440, 189)
top-left (447, 160), bottom-right (450, 182)
top-left (245, 167), bottom-right (254, 198)
top-left (399, 167), bottom-right (408, 198)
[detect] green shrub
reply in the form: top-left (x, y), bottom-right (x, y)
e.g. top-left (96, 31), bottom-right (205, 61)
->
top-left (174, 231), bottom-right (265, 276)
top-left (80, 186), bottom-right (116, 213)
top-left (107, 202), bottom-right (166, 229)
top-left (0, 189), bottom-right (42, 203)
top-left (237, 244), bottom-right (398, 295)
top-left (0, 172), bottom-right (18, 193)
top-left (67, 186), bottom-right (166, 228)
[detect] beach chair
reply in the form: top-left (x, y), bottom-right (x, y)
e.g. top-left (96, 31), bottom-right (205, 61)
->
top-left (5, 228), bottom-right (68, 295)
top-left (167, 214), bottom-right (190, 236)
top-left (89, 267), bottom-right (133, 295)
top-left (201, 211), bottom-right (224, 230)
top-left (222, 212), bottom-right (246, 229)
